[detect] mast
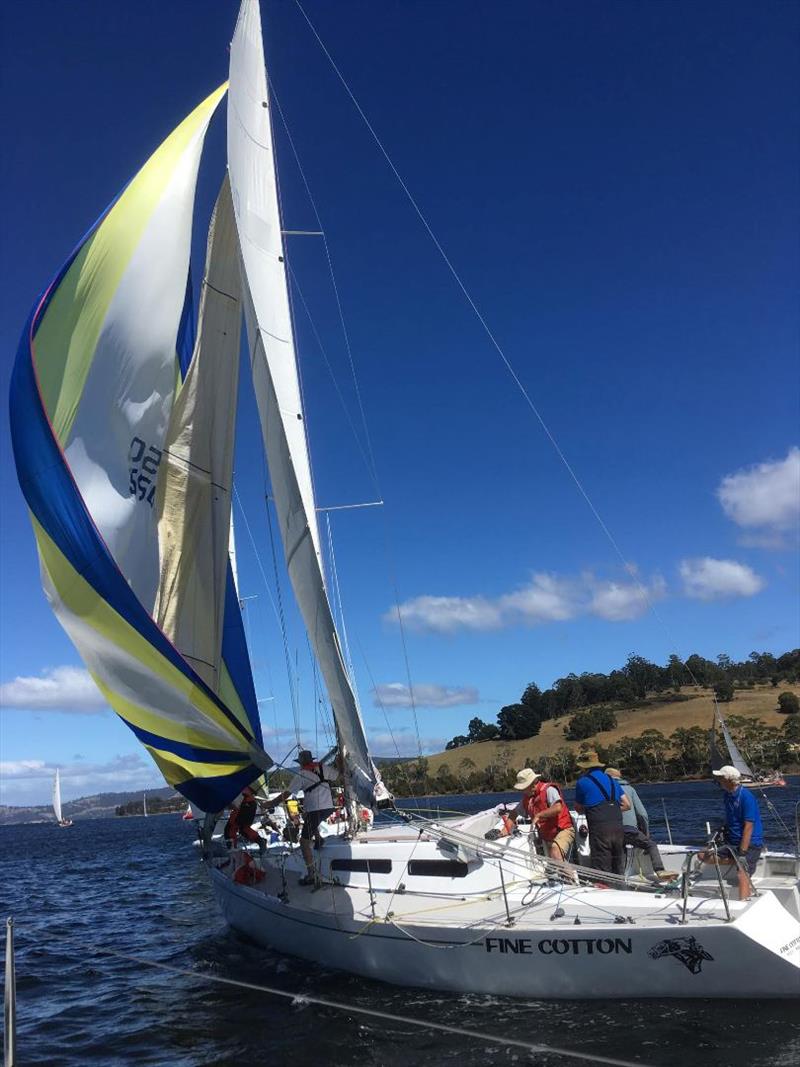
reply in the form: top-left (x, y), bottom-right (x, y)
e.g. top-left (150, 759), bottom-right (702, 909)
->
top-left (227, 0), bottom-right (383, 805)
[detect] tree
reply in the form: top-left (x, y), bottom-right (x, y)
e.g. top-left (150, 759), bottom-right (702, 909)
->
top-left (466, 717), bottom-right (500, 743)
top-left (777, 692), bottom-right (800, 715)
top-left (497, 702), bottom-right (541, 741)
top-left (713, 681), bottom-right (734, 703)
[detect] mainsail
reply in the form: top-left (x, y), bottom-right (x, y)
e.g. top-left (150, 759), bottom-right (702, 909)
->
top-left (716, 706), bottom-right (754, 779)
top-left (228, 1), bottom-right (381, 804)
top-left (10, 85), bottom-right (271, 812)
top-left (52, 769), bottom-right (63, 824)
top-left (709, 712), bottom-right (725, 772)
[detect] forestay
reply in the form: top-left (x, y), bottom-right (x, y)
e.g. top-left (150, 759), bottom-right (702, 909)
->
top-left (10, 86), bottom-right (271, 812)
top-left (227, 0), bottom-right (382, 804)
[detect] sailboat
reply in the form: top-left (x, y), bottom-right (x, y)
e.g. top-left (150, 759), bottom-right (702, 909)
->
top-left (142, 792), bottom-right (148, 818)
top-left (10, 1), bottom-right (799, 998)
top-left (52, 769), bottom-right (73, 828)
top-left (710, 707), bottom-right (787, 789)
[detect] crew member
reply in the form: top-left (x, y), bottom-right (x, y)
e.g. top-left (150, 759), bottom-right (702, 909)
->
top-left (574, 752), bottom-right (631, 875)
top-left (605, 768), bottom-right (667, 878)
top-left (698, 765), bottom-right (763, 900)
top-left (278, 749), bottom-right (342, 886)
top-left (225, 786), bottom-right (265, 852)
top-left (512, 768), bottom-right (575, 861)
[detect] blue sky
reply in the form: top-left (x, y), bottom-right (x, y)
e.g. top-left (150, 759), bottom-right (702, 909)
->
top-left (1, 1), bottom-right (798, 805)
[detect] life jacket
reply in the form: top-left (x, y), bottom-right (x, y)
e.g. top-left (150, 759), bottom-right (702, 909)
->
top-left (238, 796), bottom-right (257, 830)
top-left (525, 781), bottom-right (572, 840)
top-left (233, 852), bottom-right (265, 885)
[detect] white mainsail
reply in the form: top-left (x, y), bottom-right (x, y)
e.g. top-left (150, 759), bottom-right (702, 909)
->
top-left (228, 1), bottom-right (379, 803)
top-left (143, 792), bottom-right (148, 817)
top-left (52, 769), bottom-right (63, 823)
top-left (716, 706), bottom-right (754, 778)
top-left (154, 177), bottom-right (242, 693)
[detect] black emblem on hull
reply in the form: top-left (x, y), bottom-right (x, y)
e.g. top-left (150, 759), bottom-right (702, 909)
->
top-left (648, 936), bottom-right (714, 974)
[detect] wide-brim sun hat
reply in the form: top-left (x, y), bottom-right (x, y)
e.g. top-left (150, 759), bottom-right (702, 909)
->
top-left (513, 768), bottom-right (541, 790)
top-left (712, 765), bottom-right (742, 781)
top-left (577, 750), bottom-right (602, 767)
top-left (297, 749), bottom-right (313, 764)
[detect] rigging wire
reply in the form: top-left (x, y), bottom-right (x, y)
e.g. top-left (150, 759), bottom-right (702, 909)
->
top-left (271, 74), bottom-right (425, 760)
top-left (91, 948), bottom-right (648, 1067)
top-left (291, 0), bottom-right (721, 694)
top-left (233, 486), bottom-right (302, 744)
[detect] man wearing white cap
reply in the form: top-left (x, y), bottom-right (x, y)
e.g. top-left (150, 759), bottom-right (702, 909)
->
top-left (699, 765), bottom-right (764, 900)
top-left (511, 768), bottom-right (575, 861)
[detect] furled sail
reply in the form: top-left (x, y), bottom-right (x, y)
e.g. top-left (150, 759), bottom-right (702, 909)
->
top-left (228, 0), bottom-right (381, 804)
top-left (10, 85), bottom-right (271, 812)
top-left (52, 769), bottom-right (63, 824)
top-left (716, 707), bottom-right (754, 779)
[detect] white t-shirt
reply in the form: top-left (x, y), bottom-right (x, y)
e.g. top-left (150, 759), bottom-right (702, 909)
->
top-left (288, 762), bottom-right (338, 813)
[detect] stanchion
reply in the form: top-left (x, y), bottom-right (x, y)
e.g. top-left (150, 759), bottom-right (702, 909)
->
top-left (4, 917), bottom-right (15, 1067)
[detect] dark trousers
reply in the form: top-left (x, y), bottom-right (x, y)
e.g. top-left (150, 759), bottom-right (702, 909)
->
top-left (589, 824), bottom-right (625, 874)
top-left (623, 828), bottom-right (664, 872)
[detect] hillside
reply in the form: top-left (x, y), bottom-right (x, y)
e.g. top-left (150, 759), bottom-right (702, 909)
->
top-left (408, 683), bottom-right (800, 784)
top-left (0, 786), bottom-right (181, 826)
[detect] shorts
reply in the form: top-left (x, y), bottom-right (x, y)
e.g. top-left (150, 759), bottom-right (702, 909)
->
top-left (301, 808), bottom-right (334, 842)
top-left (721, 843), bottom-right (763, 876)
top-left (542, 826), bottom-right (575, 860)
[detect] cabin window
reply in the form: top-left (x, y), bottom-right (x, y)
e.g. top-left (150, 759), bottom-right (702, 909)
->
top-left (407, 860), bottom-right (469, 878)
top-left (330, 858), bottom-right (392, 874)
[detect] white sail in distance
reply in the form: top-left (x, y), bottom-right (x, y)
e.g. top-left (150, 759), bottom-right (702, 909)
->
top-left (52, 769), bottom-right (63, 823)
top-left (717, 707), bottom-right (754, 778)
top-left (227, 0), bottom-right (380, 803)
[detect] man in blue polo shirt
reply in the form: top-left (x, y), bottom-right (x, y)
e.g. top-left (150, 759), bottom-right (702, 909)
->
top-left (699, 765), bottom-right (763, 900)
top-left (574, 752), bottom-right (631, 875)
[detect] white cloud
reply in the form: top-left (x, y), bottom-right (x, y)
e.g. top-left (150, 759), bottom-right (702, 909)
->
top-left (0, 753), bottom-right (163, 806)
top-left (388, 569), bottom-right (664, 633)
top-left (373, 683), bottom-right (479, 709)
top-left (679, 557), bottom-right (765, 601)
top-left (499, 574), bottom-right (580, 623)
top-left (717, 447), bottom-right (800, 533)
top-left (384, 595), bottom-right (503, 633)
top-left (0, 666), bottom-right (107, 713)
top-left (367, 731), bottom-right (447, 757)
top-left (589, 575), bottom-right (666, 621)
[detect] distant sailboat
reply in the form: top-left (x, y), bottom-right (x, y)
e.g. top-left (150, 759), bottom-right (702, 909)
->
top-left (143, 792), bottom-right (148, 817)
top-left (52, 769), bottom-right (73, 827)
top-left (711, 706), bottom-right (786, 788)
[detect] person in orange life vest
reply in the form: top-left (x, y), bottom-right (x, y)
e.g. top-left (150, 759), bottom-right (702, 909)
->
top-left (512, 768), bottom-right (575, 860)
top-left (225, 786), bottom-right (265, 852)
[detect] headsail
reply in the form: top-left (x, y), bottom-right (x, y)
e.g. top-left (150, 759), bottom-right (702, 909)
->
top-left (10, 86), bottom-right (271, 812)
top-left (52, 769), bottom-right (63, 824)
top-left (228, 1), bottom-right (381, 804)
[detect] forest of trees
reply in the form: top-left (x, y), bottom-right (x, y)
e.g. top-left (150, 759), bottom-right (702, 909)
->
top-left (444, 649), bottom-right (800, 751)
top-left (379, 711), bottom-right (800, 798)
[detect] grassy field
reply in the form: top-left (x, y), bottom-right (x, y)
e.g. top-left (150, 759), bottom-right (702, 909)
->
top-left (419, 683), bottom-right (800, 779)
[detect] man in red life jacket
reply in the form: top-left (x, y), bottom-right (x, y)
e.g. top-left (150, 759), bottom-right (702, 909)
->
top-left (513, 768), bottom-right (575, 861)
top-left (225, 786), bottom-right (265, 852)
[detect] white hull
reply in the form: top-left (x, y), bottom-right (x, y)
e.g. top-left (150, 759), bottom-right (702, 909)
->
top-left (208, 826), bottom-right (800, 999)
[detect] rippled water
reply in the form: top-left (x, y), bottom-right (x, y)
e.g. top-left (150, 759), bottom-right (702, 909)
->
top-left (2, 778), bottom-right (799, 1066)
